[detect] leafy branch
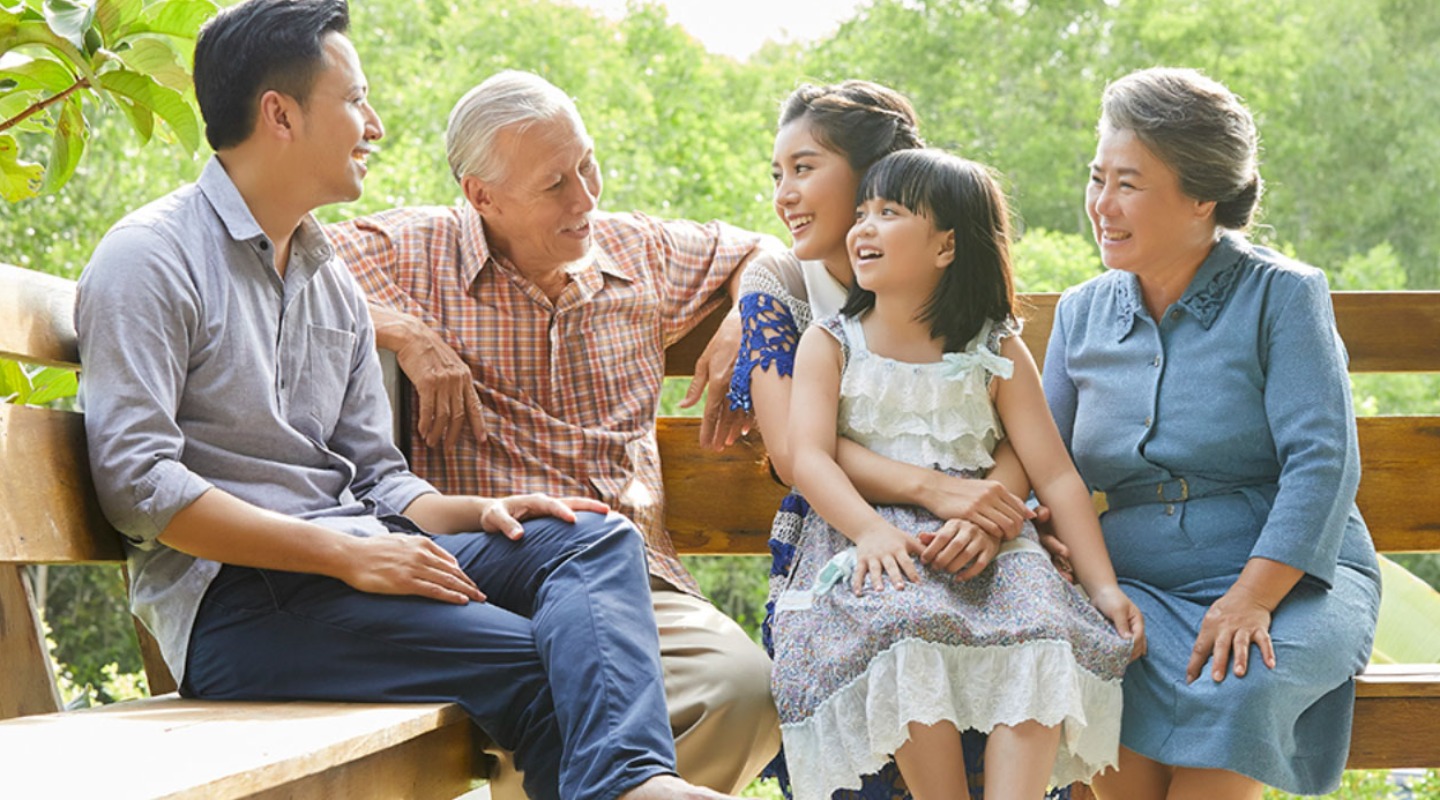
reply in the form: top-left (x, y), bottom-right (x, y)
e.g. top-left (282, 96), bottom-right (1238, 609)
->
top-left (0, 73), bottom-right (87, 133)
top-left (0, 0), bottom-right (217, 202)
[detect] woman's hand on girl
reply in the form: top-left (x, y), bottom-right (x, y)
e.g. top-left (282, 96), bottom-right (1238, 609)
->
top-left (917, 519), bottom-right (1000, 580)
top-left (1091, 585), bottom-right (1147, 662)
top-left (918, 473), bottom-right (1032, 541)
top-left (1186, 586), bottom-right (1277, 684)
top-left (852, 524), bottom-right (923, 595)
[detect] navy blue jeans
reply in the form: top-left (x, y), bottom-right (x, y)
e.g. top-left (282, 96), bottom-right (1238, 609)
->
top-left (183, 512), bottom-right (675, 800)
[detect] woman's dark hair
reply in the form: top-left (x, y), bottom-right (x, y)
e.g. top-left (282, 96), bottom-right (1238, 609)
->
top-left (841, 149), bottom-right (1016, 353)
top-left (193, 0), bottom-right (351, 150)
top-left (778, 80), bottom-right (924, 172)
top-left (1101, 67), bottom-right (1262, 230)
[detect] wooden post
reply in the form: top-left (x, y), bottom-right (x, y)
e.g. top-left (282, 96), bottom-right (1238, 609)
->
top-left (0, 564), bottom-right (63, 719)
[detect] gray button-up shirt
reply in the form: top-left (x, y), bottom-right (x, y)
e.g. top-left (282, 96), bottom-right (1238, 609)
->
top-left (76, 158), bottom-right (435, 682)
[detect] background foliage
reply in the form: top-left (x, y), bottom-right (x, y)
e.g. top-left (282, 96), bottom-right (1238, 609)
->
top-left (4, 3), bottom-right (1438, 793)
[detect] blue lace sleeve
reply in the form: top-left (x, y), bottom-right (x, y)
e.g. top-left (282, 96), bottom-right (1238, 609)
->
top-left (726, 292), bottom-right (801, 413)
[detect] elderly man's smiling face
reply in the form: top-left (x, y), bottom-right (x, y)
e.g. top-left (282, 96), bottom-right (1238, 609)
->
top-left (468, 113), bottom-right (602, 277)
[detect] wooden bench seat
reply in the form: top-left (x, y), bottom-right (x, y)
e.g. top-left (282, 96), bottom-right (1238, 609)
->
top-left (0, 697), bottom-right (473, 799)
top-left (0, 264), bottom-right (482, 799)
top-left (2, 261), bottom-right (1438, 797)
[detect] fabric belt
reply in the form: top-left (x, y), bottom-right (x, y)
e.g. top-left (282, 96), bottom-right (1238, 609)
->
top-left (1102, 476), bottom-right (1254, 512)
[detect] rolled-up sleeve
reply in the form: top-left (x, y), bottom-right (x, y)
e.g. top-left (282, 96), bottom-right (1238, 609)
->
top-left (76, 225), bottom-right (213, 547)
top-left (1250, 270), bottom-right (1357, 586)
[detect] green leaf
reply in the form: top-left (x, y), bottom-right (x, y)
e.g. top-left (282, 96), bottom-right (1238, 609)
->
top-left (114, 35), bottom-right (188, 93)
top-left (0, 356), bottom-right (32, 403)
top-left (2, 19), bottom-right (94, 80)
top-left (0, 133), bottom-right (44, 201)
top-left (0, 53), bottom-right (79, 92)
top-left (96, 67), bottom-right (196, 150)
top-left (40, 92), bottom-right (84, 191)
top-left (92, 0), bottom-right (137, 44)
top-left (41, 0), bottom-right (95, 53)
top-left (111, 92), bottom-right (151, 141)
top-left (25, 365), bottom-right (78, 405)
top-left (134, 0), bottom-right (214, 40)
top-left (1371, 555), bottom-right (1440, 664)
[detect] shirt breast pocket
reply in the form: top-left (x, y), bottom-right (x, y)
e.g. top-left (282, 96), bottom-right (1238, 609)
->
top-left (300, 324), bottom-right (356, 442)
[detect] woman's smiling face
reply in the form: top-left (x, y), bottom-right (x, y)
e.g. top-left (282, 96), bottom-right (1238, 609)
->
top-left (772, 118), bottom-right (862, 276)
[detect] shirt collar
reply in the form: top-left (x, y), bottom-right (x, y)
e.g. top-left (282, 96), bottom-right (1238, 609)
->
top-left (1111, 231), bottom-right (1248, 338)
top-left (196, 157), bottom-right (333, 268)
top-left (458, 204), bottom-right (636, 292)
top-left (1175, 232), bottom-right (1247, 329)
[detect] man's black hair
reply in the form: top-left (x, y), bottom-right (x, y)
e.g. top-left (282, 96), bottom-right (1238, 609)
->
top-left (193, 0), bottom-right (350, 150)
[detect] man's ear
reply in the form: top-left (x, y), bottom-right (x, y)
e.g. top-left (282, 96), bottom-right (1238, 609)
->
top-left (256, 89), bottom-right (299, 142)
top-left (461, 174), bottom-right (493, 214)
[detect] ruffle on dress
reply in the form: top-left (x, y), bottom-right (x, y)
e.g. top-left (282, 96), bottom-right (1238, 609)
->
top-left (779, 637), bottom-right (1123, 798)
top-left (824, 315), bottom-right (1013, 473)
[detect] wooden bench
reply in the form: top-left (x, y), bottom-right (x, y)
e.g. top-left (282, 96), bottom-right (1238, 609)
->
top-left (0, 264), bottom-right (477, 799)
top-left (656, 290), bottom-right (1440, 771)
top-left (1, 260), bottom-right (1437, 797)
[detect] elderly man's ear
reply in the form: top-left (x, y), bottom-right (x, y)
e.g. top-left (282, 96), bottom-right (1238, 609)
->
top-left (460, 175), bottom-right (492, 214)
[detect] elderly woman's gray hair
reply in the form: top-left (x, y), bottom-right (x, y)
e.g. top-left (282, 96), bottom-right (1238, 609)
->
top-left (446, 70), bottom-right (584, 184)
top-left (1101, 67), bottom-right (1262, 230)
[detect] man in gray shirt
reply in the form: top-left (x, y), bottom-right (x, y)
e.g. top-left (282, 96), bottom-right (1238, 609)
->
top-left (75, 2), bottom-right (739, 798)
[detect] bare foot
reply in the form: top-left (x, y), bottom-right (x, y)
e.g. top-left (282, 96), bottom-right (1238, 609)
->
top-left (618, 774), bottom-right (749, 800)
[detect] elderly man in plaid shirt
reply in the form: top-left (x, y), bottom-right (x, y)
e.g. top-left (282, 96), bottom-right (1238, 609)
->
top-left (328, 70), bottom-right (781, 795)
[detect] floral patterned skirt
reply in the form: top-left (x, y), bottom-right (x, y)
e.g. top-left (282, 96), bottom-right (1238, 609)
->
top-left (766, 490), bottom-right (1130, 799)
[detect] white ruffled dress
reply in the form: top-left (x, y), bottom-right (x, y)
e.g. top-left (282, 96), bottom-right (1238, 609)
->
top-left (770, 314), bottom-right (1131, 799)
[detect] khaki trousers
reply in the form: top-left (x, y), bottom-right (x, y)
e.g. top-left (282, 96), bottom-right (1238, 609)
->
top-left (485, 578), bottom-right (781, 796)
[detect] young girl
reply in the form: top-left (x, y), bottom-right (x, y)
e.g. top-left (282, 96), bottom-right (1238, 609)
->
top-left (731, 81), bottom-right (1048, 798)
top-left (775, 149), bottom-right (1144, 800)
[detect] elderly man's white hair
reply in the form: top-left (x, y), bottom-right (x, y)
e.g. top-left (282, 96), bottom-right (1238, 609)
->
top-left (446, 70), bottom-right (586, 184)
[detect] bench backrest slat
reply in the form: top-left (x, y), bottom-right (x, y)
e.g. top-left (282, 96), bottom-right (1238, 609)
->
top-left (0, 265), bottom-right (80, 370)
top-left (4, 259), bottom-right (1435, 565)
top-left (665, 291), bottom-right (1440, 378)
top-left (0, 404), bottom-right (122, 563)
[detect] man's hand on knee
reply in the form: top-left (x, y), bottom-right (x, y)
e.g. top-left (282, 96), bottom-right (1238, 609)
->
top-left (342, 534), bottom-right (487, 604)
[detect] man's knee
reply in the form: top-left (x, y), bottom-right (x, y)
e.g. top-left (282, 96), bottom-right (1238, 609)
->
top-left (655, 589), bottom-right (777, 728)
top-left (658, 600), bottom-right (779, 790)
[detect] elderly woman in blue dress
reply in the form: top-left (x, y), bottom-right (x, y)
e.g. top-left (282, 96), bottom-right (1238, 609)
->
top-left (1044, 67), bottom-right (1381, 798)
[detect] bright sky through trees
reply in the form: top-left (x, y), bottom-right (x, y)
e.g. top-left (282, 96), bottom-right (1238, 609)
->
top-left (570, 0), bottom-right (866, 59)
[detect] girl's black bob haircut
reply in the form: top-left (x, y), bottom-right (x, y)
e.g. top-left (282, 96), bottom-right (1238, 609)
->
top-left (840, 148), bottom-right (1018, 353)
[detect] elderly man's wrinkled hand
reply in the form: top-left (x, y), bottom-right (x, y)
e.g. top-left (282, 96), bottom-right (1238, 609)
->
top-left (680, 308), bottom-right (752, 451)
top-left (396, 327), bottom-right (487, 450)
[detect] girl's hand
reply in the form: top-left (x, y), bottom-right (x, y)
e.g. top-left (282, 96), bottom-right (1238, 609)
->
top-left (1186, 585), bottom-right (1276, 684)
top-left (920, 474), bottom-right (1033, 541)
top-left (852, 524), bottom-right (922, 595)
top-left (917, 519), bottom-right (1000, 581)
top-left (1090, 584), bottom-right (1147, 662)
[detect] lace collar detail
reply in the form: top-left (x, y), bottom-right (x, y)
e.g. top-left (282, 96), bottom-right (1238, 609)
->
top-left (1111, 233), bottom-right (1249, 338)
top-left (1176, 234), bottom-right (1247, 329)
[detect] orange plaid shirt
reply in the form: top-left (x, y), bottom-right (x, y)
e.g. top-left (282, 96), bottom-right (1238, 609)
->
top-left (328, 204), bottom-right (763, 593)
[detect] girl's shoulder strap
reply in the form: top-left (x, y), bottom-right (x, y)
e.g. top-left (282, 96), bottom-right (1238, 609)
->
top-left (815, 313), bottom-right (855, 369)
top-left (984, 315), bottom-right (1023, 354)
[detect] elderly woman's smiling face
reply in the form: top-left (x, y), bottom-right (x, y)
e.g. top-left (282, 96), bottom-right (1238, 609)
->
top-left (1086, 125), bottom-right (1217, 283)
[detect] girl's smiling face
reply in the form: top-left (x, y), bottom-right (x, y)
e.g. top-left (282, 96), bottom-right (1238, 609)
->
top-left (848, 196), bottom-right (952, 299)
